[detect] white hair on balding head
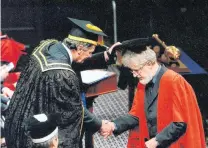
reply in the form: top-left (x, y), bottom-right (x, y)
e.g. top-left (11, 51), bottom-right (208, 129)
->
top-left (122, 46), bottom-right (157, 68)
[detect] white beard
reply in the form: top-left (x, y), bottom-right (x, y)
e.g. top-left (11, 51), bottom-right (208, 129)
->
top-left (139, 74), bottom-right (153, 85)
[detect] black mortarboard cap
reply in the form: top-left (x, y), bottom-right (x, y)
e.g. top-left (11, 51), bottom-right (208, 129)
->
top-left (67, 17), bottom-right (107, 46)
top-left (115, 37), bottom-right (152, 55)
top-left (24, 113), bottom-right (60, 143)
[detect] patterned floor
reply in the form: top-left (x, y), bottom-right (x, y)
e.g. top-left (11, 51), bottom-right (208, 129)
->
top-left (83, 89), bottom-right (130, 148)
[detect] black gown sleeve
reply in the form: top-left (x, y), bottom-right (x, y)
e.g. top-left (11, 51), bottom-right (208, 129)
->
top-left (156, 122), bottom-right (187, 147)
top-left (45, 69), bottom-right (83, 127)
top-left (72, 52), bottom-right (107, 72)
top-left (113, 114), bottom-right (139, 135)
top-left (83, 108), bottom-right (102, 133)
top-left (45, 70), bottom-right (84, 147)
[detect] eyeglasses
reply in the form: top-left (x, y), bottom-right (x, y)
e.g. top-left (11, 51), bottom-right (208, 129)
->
top-left (130, 62), bottom-right (148, 75)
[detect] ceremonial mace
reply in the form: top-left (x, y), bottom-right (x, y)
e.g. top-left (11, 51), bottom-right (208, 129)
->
top-left (152, 34), bottom-right (181, 67)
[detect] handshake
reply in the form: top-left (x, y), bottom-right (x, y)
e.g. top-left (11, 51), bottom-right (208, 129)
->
top-left (99, 120), bottom-right (116, 139)
top-left (99, 120), bottom-right (160, 148)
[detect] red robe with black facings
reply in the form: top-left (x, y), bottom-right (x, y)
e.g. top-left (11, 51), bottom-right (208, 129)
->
top-left (128, 70), bottom-right (206, 148)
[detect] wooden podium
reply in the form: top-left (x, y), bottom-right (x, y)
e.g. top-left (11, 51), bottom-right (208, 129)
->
top-left (85, 71), bottom-right (117, 97)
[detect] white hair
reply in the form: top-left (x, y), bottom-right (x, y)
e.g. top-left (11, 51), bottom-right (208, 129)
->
top-left (32, 133), bottom-right (58, 148)
top-left (63, 38), bottom-right (92, 50)
top-left (122, 46), bottom-right (157, 68)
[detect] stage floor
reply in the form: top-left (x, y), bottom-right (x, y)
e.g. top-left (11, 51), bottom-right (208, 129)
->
top-left (83, 88), bottom-right (129, 148)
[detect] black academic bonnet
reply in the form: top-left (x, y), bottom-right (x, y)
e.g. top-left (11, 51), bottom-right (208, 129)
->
top-left (24, 113), bottom-right (60, 143)
top-left (114, 37), bottom-right (152, 55)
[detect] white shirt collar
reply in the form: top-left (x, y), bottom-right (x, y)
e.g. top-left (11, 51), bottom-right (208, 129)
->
top-left (62, 43), bottom-right (73, 64)
top-left (0, 35), bottom-right (7, 39)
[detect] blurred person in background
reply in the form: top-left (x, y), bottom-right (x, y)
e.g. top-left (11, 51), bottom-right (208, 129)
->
top-left (24, 113), bottom-right (60, 148)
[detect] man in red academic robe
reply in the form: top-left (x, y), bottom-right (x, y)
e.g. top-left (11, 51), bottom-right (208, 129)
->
top-left (100, 38), bottom-right (206, 148)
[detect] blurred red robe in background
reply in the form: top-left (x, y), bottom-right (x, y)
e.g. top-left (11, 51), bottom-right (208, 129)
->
top-left (1, 34), bottom-right (26, 91)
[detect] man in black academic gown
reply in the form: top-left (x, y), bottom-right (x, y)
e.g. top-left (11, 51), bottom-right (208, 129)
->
top-left (4, 17), bottom-right (118, 148)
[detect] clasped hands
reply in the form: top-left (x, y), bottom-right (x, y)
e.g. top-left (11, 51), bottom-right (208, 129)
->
top-left (99, 120), bottom-right (115, 139)
top-left (99, 120), bottom-right (159, 148)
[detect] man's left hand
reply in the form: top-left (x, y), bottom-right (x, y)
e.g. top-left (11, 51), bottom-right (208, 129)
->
top-left (108, 42), bottom-right (121, 54)
top-left (104, 42), bottom-right (121, 62)
top-left (145, 137), bottom-right (159, 148)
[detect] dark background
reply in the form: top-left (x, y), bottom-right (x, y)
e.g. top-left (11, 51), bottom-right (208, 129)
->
top-left (2, 0), bottom-right (208, 135)
top-left (2, 0), bottom-right (208, 68)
